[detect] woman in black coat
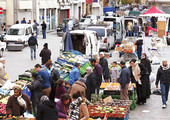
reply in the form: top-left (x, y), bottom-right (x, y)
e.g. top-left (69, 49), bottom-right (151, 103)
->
top-left (141, 53), bottom-right (152, 98)
top-left (84, 67), bottom-right (96, 101)
top-left (27, 73), bottom-right (43, 116)
top-left (37, 95), bottom-right (58, 120)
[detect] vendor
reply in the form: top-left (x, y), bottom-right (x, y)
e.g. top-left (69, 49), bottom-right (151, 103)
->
top-left (56, 94), bottom-right (71, 119)
top-left (0, 58), bottom-right (7, 87)
top-left (6, 86), bottom-right (32, 117)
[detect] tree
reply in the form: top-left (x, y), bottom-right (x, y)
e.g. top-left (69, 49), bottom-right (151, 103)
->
top-left (135, 0), bottom-right (141, 3)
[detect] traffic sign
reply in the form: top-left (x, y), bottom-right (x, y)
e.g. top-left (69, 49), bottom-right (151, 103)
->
top-left (0, 7), bottom-right (3, 14)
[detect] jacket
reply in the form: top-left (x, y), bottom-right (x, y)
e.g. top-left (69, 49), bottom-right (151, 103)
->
top-left (51, 68), bottom-right (60, 83)
top-left (28, 36), bottom-right (38, 46)
top-left (6, 94), bottom-right (32, 116)
top-left (41, 23), bottom-right (47, 30)
top-left (55, 85), bottom-right (66, 99)
top-left (69, 80), bottom-right (87, 98)
top-left (37, 100), bottom-right (58, 120)
top-left (99, 57), bottom-right (110, 80)
top-left (85, 73), bottom-right (96, 101)
top-left (155, 66), bottom-right (170, 85)
top-left (38, 69), bottom-right (51, 89)
top-left (79, 102), bottom-right (89, 120)
top-left (39, 48), bottom-right (51, 65)
top-left (27, 76), bottom-right (43, 105)
top-left (141, 58), bottom-right (152, 74)
top-left (56, 99), bottom-right (70, 118)
top-left (0, 62), bottom-right (7, 86)
top-left (133, 25), bottom-right (139, 33)
top-left (118, 66), bottom-right (130, 89)
top-left (93, 64), bottom-right (103, 88)
top-left (69, 67), bottom-right (80, 85)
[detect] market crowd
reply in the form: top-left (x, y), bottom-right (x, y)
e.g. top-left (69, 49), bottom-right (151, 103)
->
top-left (0, 49), bottom-right (169, 119)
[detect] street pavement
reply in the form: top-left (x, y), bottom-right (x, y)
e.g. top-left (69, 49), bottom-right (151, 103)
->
top-left (3, 32), bottom-right (170, 120)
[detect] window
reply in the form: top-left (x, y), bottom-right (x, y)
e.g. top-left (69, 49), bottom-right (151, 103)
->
top-left (86, 28), bottom-right (105, 37)
top-left (7, 28), bottom-right (24, 35)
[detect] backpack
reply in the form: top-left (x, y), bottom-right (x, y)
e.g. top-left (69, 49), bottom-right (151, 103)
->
top-left (28, 37), bottom-right (36, 46)
top-left (33, 23), bottom-right (37, 31)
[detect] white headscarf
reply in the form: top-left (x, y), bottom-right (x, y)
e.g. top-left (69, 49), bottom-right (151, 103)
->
top-left (84, 67), bottom-right (93, 80)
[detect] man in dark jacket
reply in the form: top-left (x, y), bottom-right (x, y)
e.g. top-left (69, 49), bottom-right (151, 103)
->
top-left (37, 95), bottom-right (58, 120)
top-left (39, 43), bottom-right (51, 65)
top-left (99, 52), bottom-right (110, 82)
top-left (27, 73), bottom-right (43, 116)
top-left (90, 58), bottom-right (103, 94)
top-left (118, 60), bottom-right (130, 100)
top-left (133, 23), bottom-right (139, 40)
top-left (156, 59), bottom-right (170, 109)
top-left (28, 33), bottom-right (38, 60)
top-left (41, 21), bottom-right (47, 39)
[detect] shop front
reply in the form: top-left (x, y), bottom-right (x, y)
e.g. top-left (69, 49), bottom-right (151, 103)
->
top-left (59, 6), bottom-right (70, 24)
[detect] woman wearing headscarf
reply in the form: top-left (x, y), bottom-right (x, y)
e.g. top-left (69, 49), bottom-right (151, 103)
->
top-left (37, 95), bottom-right (58, 120)
top-left (141, 53), bottom-right (152, 98)
top-left (84, 67), bottom-right (96, 101)
top-left (130, 59), bottom-right (148, 105)
top-left (6, 86), bottom-right (32, 117)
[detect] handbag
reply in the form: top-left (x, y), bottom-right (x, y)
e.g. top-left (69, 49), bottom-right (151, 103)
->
top-left (22, 85), bottom-right (31, 99)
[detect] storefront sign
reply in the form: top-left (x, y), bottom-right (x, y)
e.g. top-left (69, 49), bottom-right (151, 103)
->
top-left (86, 0), bottom-right (92, 4)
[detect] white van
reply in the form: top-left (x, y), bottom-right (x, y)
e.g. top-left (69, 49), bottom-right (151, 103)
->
top-left (4, 24), bottom-right (35, 50)
top-left (61, 30), bottom-right (100, 56)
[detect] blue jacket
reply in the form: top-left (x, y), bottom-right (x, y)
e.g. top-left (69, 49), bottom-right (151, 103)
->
top-left (69, 67), bottom-right (80, 85)
top-left (38, 69), bottom-right (51, 89)
top-left (118, 66), bottom-right (130, 89)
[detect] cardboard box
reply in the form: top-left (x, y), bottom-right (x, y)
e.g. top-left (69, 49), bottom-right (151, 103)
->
top-left (116, 47), bottom-right (122, 51)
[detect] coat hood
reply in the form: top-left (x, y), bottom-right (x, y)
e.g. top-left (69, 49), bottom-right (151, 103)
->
top-left (43, 100), bottom-right (56, 108)
top-left (75, 80), bottom-right (87, 89)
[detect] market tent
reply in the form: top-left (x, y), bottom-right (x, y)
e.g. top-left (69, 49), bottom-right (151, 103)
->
top-left (140, 6), bottom-right (170, 17)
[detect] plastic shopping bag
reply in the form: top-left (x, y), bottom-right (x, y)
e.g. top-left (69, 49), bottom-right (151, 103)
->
top-left (149, 73), bottom-right (156, 83)
top-left (22, 86), bottom-right (31, 99)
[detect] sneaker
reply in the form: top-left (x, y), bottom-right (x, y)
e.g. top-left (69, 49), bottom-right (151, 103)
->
top-left (162, 104), bottom-right (166, 109)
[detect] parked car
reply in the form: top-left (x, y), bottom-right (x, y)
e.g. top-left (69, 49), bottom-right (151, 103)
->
top-left (57, 18), bottom-right (79, 36)
top-left (86, 25), bottom-right (114, 52)
top-left (61, 30), bottom-right (100, 56)
top-left (79, 18), bottom-right (92, 30)
top-left (3, 24), bottom-right (35, 50)
top-left (86, 15), bottom-right (97, 24)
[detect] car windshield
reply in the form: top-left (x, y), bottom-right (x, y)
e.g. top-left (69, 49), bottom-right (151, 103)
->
top-left (7, 28), bottom-right (24, 35)
top-left (80, 19), bottom-right (85, 22)
top-left (86, 16), bottom-right (91, 18)
top-left (87, 28), bottom-right (105, 37)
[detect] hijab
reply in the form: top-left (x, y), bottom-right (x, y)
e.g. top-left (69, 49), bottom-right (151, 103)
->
top-left (84, 67), bottom-right (93, 80)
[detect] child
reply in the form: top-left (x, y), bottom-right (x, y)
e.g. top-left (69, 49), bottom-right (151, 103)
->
top-left (64, 81), bottom-right (70, 93)
top-left (110, 61), bottom-right (119, 82)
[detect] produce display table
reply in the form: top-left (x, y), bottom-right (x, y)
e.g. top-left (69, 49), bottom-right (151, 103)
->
top-left (100, 83), bottom-right (136, 110)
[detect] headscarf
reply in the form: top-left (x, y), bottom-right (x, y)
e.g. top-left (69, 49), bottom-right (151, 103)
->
top-left (162, 58), bottom-right (169, 70)
top-left (0, 58), bottom-right (5, 62)
top-left (132, 63), bottom-right (142, 85)
top-left (13, 86), bottom-right (22, 96)
top-left (40, 95), bottom-right (49, 103)
top-left (84, 67), bottom-right (93, 80)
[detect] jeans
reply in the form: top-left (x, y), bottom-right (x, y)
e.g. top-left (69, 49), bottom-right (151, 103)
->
top-left (137, 45), bottom-right (142, 59)
top-left (42, 29), bottom-right (46, 39)
top-left (128, 30), bottom-right (132, 37)
top-left (134, 33), bottom-right (138, 40)
top-left (160, 83), bottom-right (170, 105)
top-left (30, 46), bottom-right (36, 60)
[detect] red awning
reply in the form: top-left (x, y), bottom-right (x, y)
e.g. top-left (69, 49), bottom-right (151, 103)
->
top-left (142, 6), bottom-right (165, 15)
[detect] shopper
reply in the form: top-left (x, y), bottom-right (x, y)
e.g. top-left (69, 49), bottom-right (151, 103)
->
top-left (110, 61), bottom-right (119, 83)
top-left (155, 59), bottom-right (170, 108)
top-left (16, 20), bottom-right (19, 24)
top-left (34, 64), bottom-right (51, 97)
top-left (46, 62), bottom-right (60, 101)
top-left (0, 58), bottom-right (7, 87)
top-left (39, 43), bottom-right (51, 65)
top-left (68, 78), bottom-right (87, 98)
top-left (55, 79), bottom-right (66, 100)
top-left (69, 63), bottom-right (80, 85)
top-left (135, 38), bottom-right (143, 60)
top-left (90, 58), bottom-right (103, 94)
top-left (69, 92), bottom-right (89, 120)
top-left (28, 20), bottom-right (31, 24)
top-left (127, 22), bottom-right (133, 37)
top-left (118, 61), bottom-right (130, 100)
top-left (141, 53), bottom-right (152, 98)
top-left (133, 23), bottom-right (139, 40)
top-left (130, 59), bottom-right (148, 105)
top-left (56, 94), bottom-right (71, 119)
top-left (37, 95), bottom-right (58, 120)
top-left (27, 73), bottom-right (43, 116)
top-left (28, 33), bottom-right (38, 60)
top-left (33, 20), bottom-right (39, 37)
top-left (64, 81), bottom-right (70, 93)
top-left (129, 61), bottom-right (136, 83)
top-left (21, 18), bottom-right (26, 24)
top-left (99, 52), bottom-right (110, 82)
top-left (6, 86), bottom-right (32, 117)
top-left (85, 67), bottom-right (96, 101)
top-left (41, 21), bottom-right (47, 39)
